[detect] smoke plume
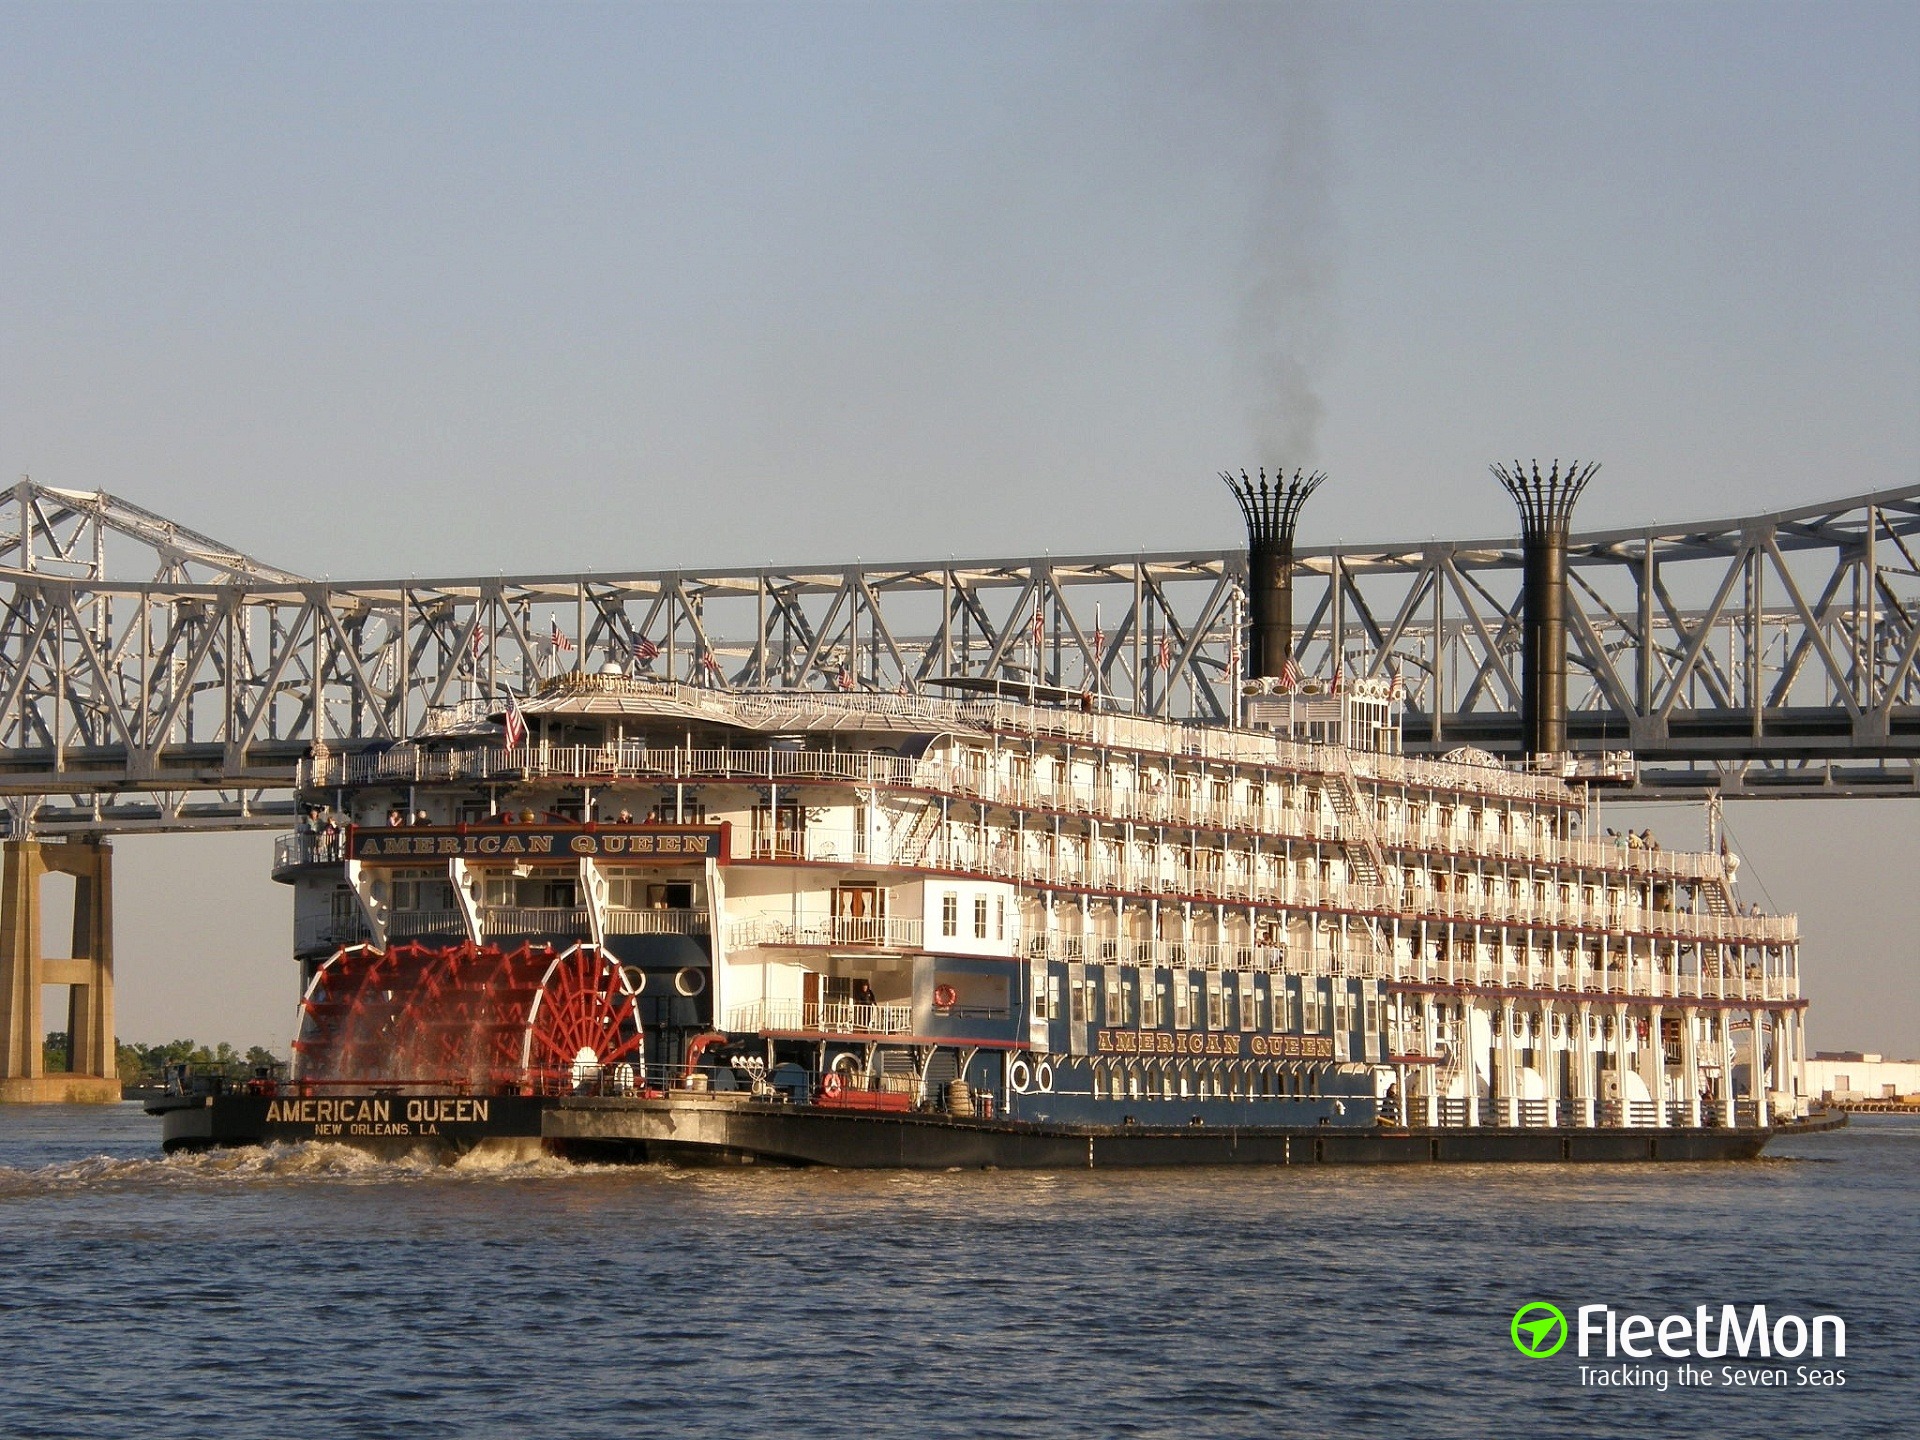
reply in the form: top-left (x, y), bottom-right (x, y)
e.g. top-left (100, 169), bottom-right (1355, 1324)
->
top-left (1233, 31), bottom-right (1335, 469)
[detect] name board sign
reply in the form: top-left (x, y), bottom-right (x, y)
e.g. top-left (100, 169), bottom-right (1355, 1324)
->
top-left (251, 1095), bottom-right (546, 1142)
top-left (1094, 1029), bottom-right (1335, 1060)
top-left (351, 825), bottom-right (724, 863)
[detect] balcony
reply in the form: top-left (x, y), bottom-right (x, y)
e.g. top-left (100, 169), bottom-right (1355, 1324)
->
top-left (727, 914), bottom-right (924, 952)
top-left (727, 999), bottom-right (915, 1036)
top-left (387, 909), bottom-right (467, 939)
top-left (294, 911), bottom-right (372, 953)
top-left (272, 831), bottom-right (345, 879)
top-left (482, 905), bottom-right (591, 939)
top-left (603, 906), bottom-right (710, 936)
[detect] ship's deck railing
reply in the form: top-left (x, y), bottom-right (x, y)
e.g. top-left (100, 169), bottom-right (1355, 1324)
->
top-left (603, 906), bottom-right (709, 937)
top-left (294, 910), bottom-right (373, 952)
top-left (517, 679), bottom-right (1577, 801)
top-left (303, 742), bottom-right (1734, 886)
top-left (274, 831), bottom-right (346, 872)
top-left (1389, 951), bottom-right (1797, 1003)
top-left (385, 908), bottom-right (466, 938)
top-left (725, 1000), bottom-right (916, 1036)
top-left (727, 913), bottom-right (925, 952)
top-left (744, 825), bottom-right (1796, 956)
top-left (481, 905), bottom-right (591, 938)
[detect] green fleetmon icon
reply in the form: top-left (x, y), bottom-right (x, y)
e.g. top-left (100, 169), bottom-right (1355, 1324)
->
top-left (1512, 1302), bottom-right (1569, 1357)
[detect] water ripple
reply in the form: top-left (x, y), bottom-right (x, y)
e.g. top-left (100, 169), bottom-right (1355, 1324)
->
top-left (0, 1105), bottom-right (1911, 1439)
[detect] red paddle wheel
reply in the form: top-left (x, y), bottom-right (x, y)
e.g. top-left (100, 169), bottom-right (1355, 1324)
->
top-left (294, 941), bottom-right (643, 1092)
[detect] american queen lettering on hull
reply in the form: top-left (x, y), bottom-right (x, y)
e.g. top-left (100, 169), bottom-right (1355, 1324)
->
top-left (149, 469), bottom-right (1828, 1165)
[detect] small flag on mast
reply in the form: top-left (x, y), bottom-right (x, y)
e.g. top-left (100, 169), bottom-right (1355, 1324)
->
top-left (551, 618), bottom-right (574, 653)
top-left (633, 635), bottom-right (659, 663)
top-left (1279, 654), bottom-right (1301, 691)
top-left (502, 691), bottom-right (528, 749)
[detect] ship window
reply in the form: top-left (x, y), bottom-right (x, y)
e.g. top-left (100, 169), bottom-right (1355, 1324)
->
top-left (1206, 976), bottom-right (1225, 1030)
top-left (996, 895), bottom-right (1006, 941)
top-left (1070, 977), bottom-right (1087, 1024)
top-left (941, 892), bottom-right (959, 937)
top-left (974, 895), bottom-right (989, 940)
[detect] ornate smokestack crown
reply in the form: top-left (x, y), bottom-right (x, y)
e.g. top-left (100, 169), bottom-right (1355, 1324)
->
top-left (1491, 459), bottom-right (1599, 539)
top-left (1222, 467), bottom-right (1326, 550)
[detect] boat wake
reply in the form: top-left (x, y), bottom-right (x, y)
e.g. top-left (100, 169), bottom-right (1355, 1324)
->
top-left (0, 1139), bottom-right (614, 1195)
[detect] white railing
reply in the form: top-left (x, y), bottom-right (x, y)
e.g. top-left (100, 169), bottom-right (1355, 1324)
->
top-left (727, 914), bottom-right (926, 951)
top-left (726, 1000), bottom-right (915, 1035)
top-left (294, 911), bottom-right (372, 951)
top-left (386, 909), bottom-right (467, 937)
top-left (303, 741), bottom-right (1735, 892)
top-left (602, 907), bottom-right (710, 936)
top-left (274, 832), bottom-right (345, 870)
top-left (480, 906), bottom-right (590, 937)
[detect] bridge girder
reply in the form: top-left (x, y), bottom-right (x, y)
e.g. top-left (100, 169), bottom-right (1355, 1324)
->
top-left (2, 481), bottom-right (1916, 833)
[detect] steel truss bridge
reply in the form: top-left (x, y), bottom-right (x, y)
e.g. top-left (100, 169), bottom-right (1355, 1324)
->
top-left (2, 478), bottom-right (1917, 834)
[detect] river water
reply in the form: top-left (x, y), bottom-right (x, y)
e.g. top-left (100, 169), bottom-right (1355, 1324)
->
top-left (0, 1106), bottom-right (1911, 1439)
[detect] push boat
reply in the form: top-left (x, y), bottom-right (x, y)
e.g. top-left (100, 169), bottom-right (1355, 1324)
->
top-left (150, 669), bottom-right (1832, 1167)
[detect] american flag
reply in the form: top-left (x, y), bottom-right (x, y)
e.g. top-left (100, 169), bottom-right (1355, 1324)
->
top-left (502, 690), bottom-right (528, 749)
top-left (469, 624), bottom-right (487, 665)
top-left (1156, 634), bottom-right (1173, 672)
top-left (633, 635), bottom-right (659, 663)
top-left (1330, 663), bottom-right (1345, 695)
top-left (1279, 654), bottom-right (1301, 691)
top-left (700, 648), bottom-right (722, 678)
top-left (550, 618), bottom-right (574, 653)
top-left (836, 662), bottom-right (856, 691)
top-left (1030, 597), bottom-right (1045, 657)
top-left (1388, 665), bottom-right (1405, 700)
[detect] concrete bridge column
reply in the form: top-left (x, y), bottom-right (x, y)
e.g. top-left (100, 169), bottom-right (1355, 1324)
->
top-left (0, 838), bottom-right (120, 1103)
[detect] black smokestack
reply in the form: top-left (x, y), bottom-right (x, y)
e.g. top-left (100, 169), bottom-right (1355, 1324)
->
top-left (1491, 458), bottom-right (1599, 756)
top-left (1224, 467), bottom-right (1325, 680)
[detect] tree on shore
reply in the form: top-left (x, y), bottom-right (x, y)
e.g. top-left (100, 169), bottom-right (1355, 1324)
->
top-left (41, 1032), bottom-right (282, 1084)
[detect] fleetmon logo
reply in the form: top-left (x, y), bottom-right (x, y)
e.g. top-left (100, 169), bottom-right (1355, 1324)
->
top-left (1511, 1302), bottom-right (1569, 1358)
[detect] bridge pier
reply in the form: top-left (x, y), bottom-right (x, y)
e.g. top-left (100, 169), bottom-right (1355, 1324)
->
top-left (0, 838), bottom-right (121, 1102)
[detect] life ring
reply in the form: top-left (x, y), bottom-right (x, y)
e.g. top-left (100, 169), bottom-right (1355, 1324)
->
top-left (820, 1070), bottom-right (846, 1098)
top-left (1034, 1060), bottom-right (1055, 1093)
top-left (933, 983), bottom-right (958, 1008)
top-left (1008, 1057), bottom-right (1033, 1093)
top-left (674, 967), bottom-right (707, 997)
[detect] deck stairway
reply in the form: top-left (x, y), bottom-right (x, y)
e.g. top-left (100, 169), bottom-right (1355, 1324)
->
top-left (1329, 751), bottom-right (1397, 977)
top-left (894, 801), bottom-right (945, 868)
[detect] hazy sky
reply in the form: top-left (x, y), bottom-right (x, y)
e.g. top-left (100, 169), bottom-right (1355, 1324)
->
top-left (4, 3), bottom-right (1916, 1054)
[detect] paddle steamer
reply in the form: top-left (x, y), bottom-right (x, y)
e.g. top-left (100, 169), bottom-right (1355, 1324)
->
top-left (152, 473), bottom-right (1817, 1165)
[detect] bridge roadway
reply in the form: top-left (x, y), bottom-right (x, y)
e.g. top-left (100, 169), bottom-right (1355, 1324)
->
top-left (1, 479), bottom-right (1917, 835)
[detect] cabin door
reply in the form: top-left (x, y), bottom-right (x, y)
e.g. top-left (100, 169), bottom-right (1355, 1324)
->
top-left (834, 885), bottom-right (882, 944)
